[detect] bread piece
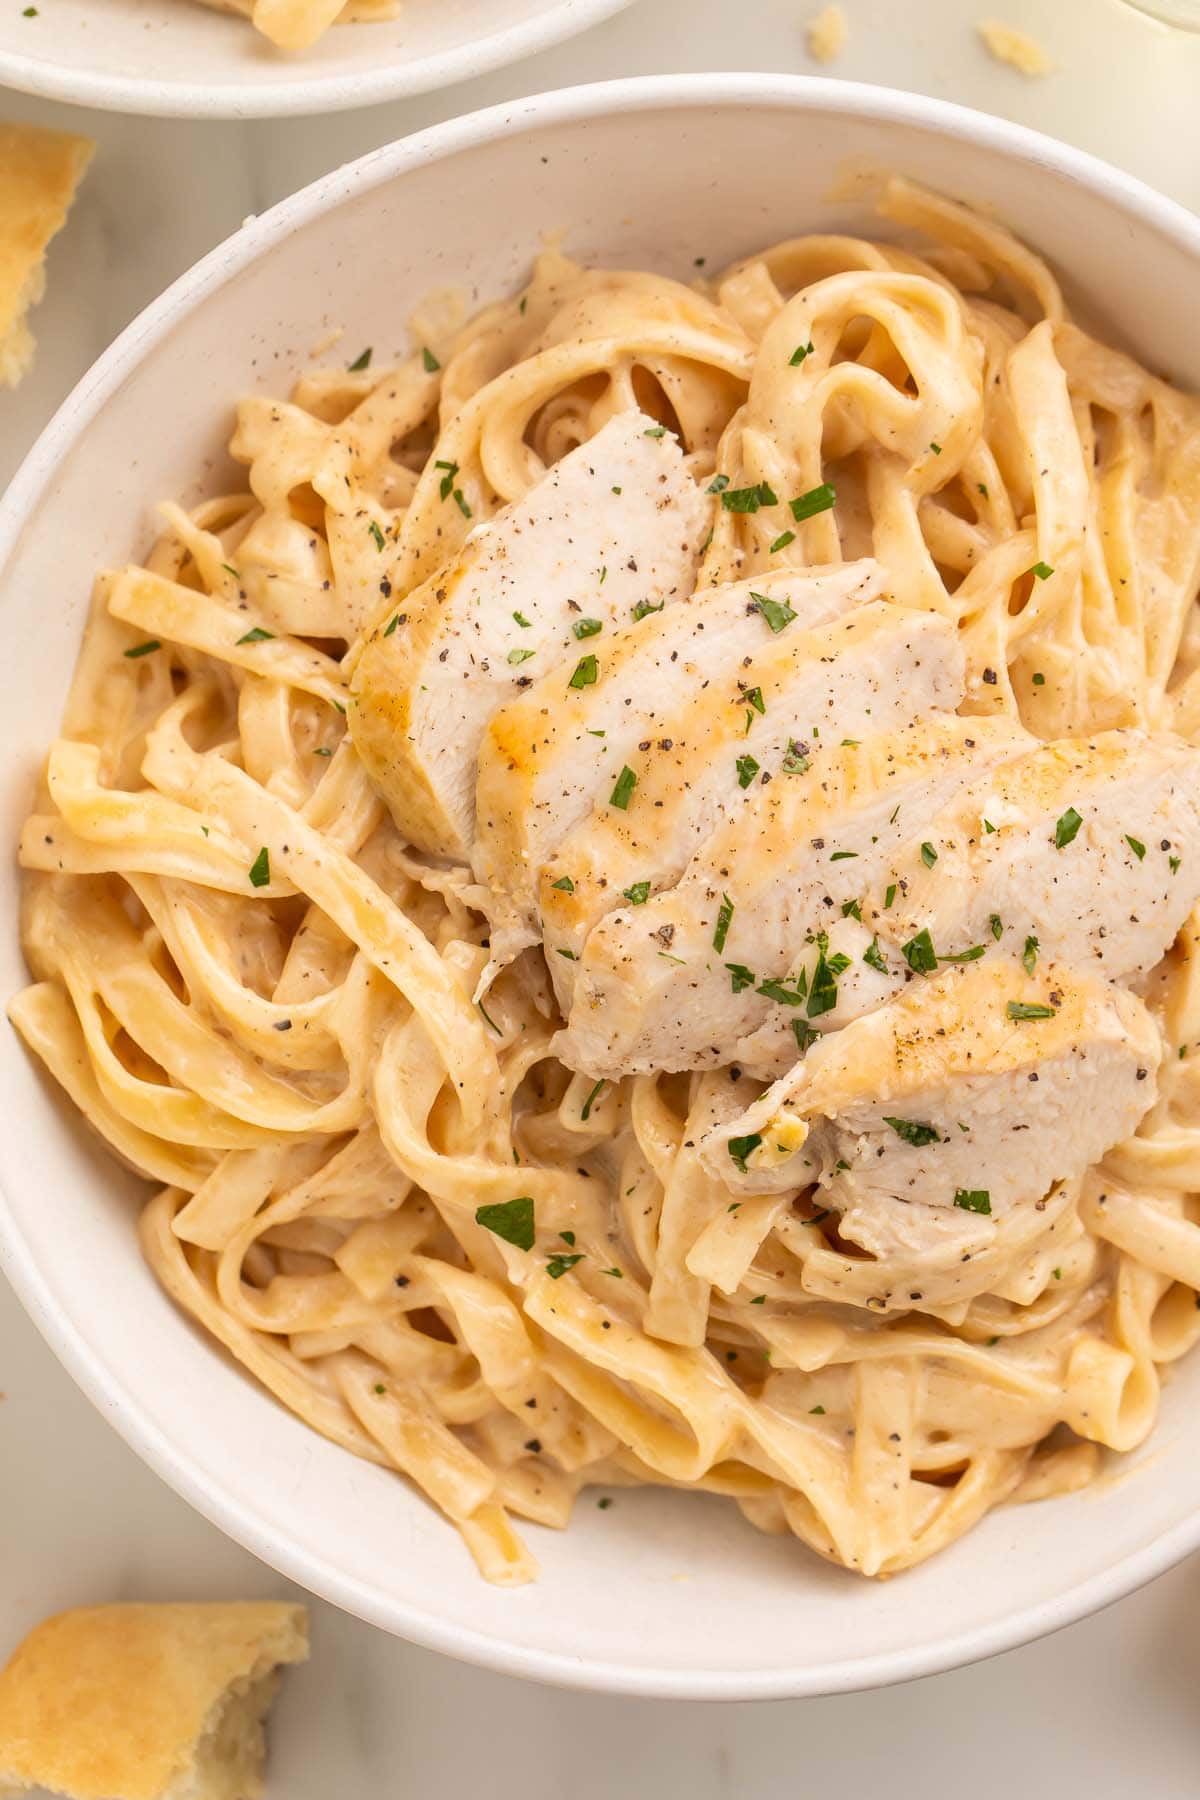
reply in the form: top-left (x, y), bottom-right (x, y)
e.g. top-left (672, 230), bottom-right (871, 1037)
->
top-left (0, 1602), bottom-right (308, 1800)
top-left (0, 121), bottom-right (94, 389)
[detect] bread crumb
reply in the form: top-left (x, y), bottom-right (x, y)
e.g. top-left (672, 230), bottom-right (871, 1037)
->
top-left (977, 19), bottom-right (1053, 75)
top-left (0, 122), bottom-right (94, 389)
top-left (806, 3), bottom-right (847, 62)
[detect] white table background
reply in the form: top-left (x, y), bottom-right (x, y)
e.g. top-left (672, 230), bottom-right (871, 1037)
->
top-left (3, 1), bottom-right (1200, 1790)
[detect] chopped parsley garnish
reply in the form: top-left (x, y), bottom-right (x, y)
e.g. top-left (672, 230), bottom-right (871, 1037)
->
top-left (573, 617), bottom-right (603, 639)
top-left (474, 1195), bottom-right (536, 1252)
top-left (751, 591), bottom-right (797, 633)
top-left (750, 1294), bottom-right (766, 1305)
top-left (830, 850), bottom-right (858, 862)
top-left (644, 425), bottom-right (666, 438)
top-left (556, 948), bottom-right (577, 961)
top-left (781, 741), bottom-right (810, 775)
top-left (758, 975), bottom-right (808, 1007)
top-left (632, 597), bottom-right (664, 622)
top-left (721, 481), bottom-right (778, 513)
top-left (348, 346), bottom-right (372, 371)
top-left (713, 893), bottom-right (735, 953)
top-left (623, 880), bottom-right (651, 905)
top-left (368, 520), bottom-right (385, 551)
top-left (902, 929), bottom-right (938, 974)
top-left (434, 459), bottom-right (459, 500)
top-left (551, 876), bottom-right (575, 893)
top-left (1126, 835), bottom-right (1146, 860)
top-left (602, 1267), bottom-right (623, 1278)
top-left (929, 441), bottom-right (942, 455)
top-left (477, 997), bottom-right (500, 1033)
top-left (977, 482), bottom-right (989, 499)
top-left (568, 654), bottom-right (599, 690)
top-left (512, 610), bottom-right (532, 628)
top-left (726, 963), bottom-right (756, 993)
top-left (884, 1117), bottom-right (940, 1146)
top-left (1032, 672), bottom-right (1046, 686)
top-left (789, 341), bottom-right (815, 366)
top-left (769, 530), bottom-right (796, 553)
top-left (842, 897), bottom-right (862, 920)
top-left (1006, 1000), bottom-right (1056, 1020)
top-left (123, 640), bottom-right (160, 659)
top-left (1054, 806), bottom-right (1083, 849)
top-left (807, 936), bottom-right (851, 1017)
top-left (989, 913), bottom-right (1003, 941)
top-left (707, 474), bottom-right (730, 494)
top-left (452, 489), bottom-right (472, 519)
top-left (421, 346), bottom-right (440, 372)
top-left (920, 841), bottom-right (938, 868)
top-left (1022, 934), bottom-right (1039, 975)
top-left (884, 883), bottom-right (897, 910)
top-left (1170, 854), bottom-right (1182, 874)
top-left (789, 482), bottom-right (837, 522)
top-left (809, 1404), bottom-right (826, 1415)
top-left (313, 746), bottom-right (333, 757)
top-left (727, 1132), bottom-right (763, 1173)
top-left (581, 1079), bottom-right (606, 1121)
top-left (248, 847), bottom-right (271, 888)
top-left (863, 936), bottom-right (888, 974)
top-left (507, 647), bottom-right (535, 665)
top-left (939, 944), bottom-right (986, 963)
top-left (983, 818), bottom-right (996, 833)
top-left (736, 754), bottom-right (760, 789)
top-left (745, 686), bottom-right (765, 716)
top-left (546, 1252), bottom-right (584, 1279)
top-left (1030, 561), bottom-right (1054, 580)
top-left (383, 614), bottom-right (401, 637)
top-left (953, 1188), bottom-right (992, 1215)
top-left (236, 626), bottom-right (275, 644)
top-left (221, 562), bottom-right (241, 581)
top-left (792, 1019), bottom-right (820, 1053)
top-left (609, 765), bottom-right (637, 809)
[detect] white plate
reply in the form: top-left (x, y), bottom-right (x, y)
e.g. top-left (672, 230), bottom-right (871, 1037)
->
top-left (0, 0), bottom-right (635, 118)
top-left (2, 76), bottom-right (1200, 1700)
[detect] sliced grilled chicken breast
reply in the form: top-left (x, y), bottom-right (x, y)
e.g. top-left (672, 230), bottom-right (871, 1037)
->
top-left (699, 959), bottom-right (1162, 1260)
top-left (742, 726), bottom-right (1200, 1069)
top-left (474, 560), bottom-right (885, 932)
top-left (556, 714), bottom-right (1031, 1078)
top-left (874, 729), bottom-right (1200, 979)
top-left (540, 601), bottom-right (965, 1019)
top-left (349, 411), bottom-right (708, 859)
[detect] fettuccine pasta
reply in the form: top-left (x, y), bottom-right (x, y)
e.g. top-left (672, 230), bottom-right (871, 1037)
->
top-left (194, 0), bottom-right (399, 51)
top-left (13, 178), bottom-right (1200, 1585)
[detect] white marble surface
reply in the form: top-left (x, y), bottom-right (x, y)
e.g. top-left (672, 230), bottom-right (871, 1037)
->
top-left (2, 1), bottom-right (1200, 1790)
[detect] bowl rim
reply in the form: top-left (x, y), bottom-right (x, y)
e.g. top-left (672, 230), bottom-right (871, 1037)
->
top-left (4, 71), bottom-right (1200, 1700)
top-left (0, 0), bottom-right (635, 118)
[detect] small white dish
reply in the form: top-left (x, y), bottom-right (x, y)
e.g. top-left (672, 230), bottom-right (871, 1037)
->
top-left (2, 76), bottom-right (1200, 1699)
top-left (0, 0), bottom-right (635, 119)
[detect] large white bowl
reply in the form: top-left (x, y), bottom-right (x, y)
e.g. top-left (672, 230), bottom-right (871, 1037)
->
top-left (3, 76), bottom-right (1200, 1700)
top-left (0, 0), bottom-right (634, 118)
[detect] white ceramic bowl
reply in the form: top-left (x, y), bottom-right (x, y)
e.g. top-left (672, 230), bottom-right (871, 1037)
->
top-left (3, 76), bottom-right (1200, 1700)
top-left (0, 0), bottom-right (634, 118)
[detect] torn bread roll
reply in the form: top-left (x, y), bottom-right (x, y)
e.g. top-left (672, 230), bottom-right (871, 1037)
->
top-left (0, 122), bottom-right (94, 389)
top-left (0, 1602), bottom-right (308, 1800)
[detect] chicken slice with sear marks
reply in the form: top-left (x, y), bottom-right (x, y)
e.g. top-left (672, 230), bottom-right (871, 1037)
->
top-left (474, 560), bottom-right (885, 940)
top-left (540, 602), bottom-right (966, 1016)
top-left (555, 714), bottom-right (1032, 1078)
top-left (699, 957), bottom-right (1162, 1265)
top-left (740, 726), bottom-right (1200, 1072)
top-left (349, 410), bottom-right (708, 859)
